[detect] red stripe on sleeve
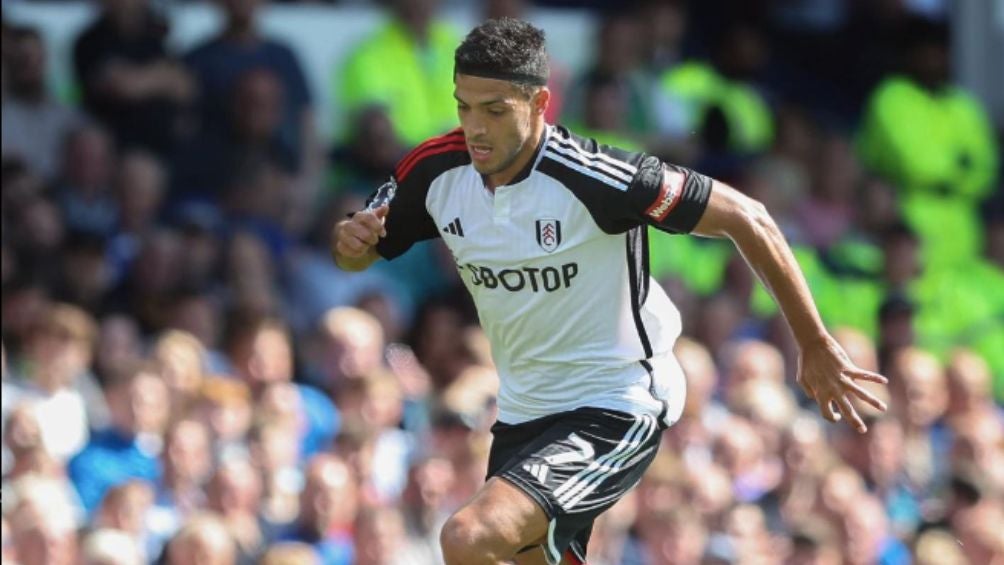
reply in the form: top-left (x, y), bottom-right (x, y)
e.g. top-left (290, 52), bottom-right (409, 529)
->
top-left (395, 142), bottom-right (468, 182)
top-left (394, 129), bottom-right (465, 180)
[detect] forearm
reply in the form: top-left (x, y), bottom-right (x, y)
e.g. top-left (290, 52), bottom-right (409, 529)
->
top-left (728, 204), bottom-right (829, 347)
top-left (693, 182), bottom-right (829, 348)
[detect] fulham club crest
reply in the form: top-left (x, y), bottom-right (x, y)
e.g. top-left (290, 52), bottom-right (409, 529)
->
top-left (536, 219), bottom-right (562, 253)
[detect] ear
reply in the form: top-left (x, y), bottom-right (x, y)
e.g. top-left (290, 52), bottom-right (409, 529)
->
top-left (532, 87), bottom-right (551, 117)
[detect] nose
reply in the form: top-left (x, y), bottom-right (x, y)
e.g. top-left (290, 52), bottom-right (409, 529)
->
top-left (463, 117), bottom-right (488, 139)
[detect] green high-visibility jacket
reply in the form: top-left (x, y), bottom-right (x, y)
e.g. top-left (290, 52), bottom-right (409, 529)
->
top-left (338, 20), bottom-right (460, 147)
top-left (661, 61), bottom-right (774, 153)
top-left (858, 77), bottom-right (999, 266)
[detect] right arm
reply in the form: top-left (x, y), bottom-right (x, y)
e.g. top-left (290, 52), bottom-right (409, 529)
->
top-left (331, 205), bottom-right (388, 272)
top-left (335, 130), bottom-right (466, 271)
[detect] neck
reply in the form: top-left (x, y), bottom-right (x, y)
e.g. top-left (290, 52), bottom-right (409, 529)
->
top-left (485, 122), bottom-right (545, 190)
top-left (225, 23), bottom-right (257, 43)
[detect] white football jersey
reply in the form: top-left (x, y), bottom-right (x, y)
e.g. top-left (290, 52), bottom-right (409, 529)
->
top-left (370, 124), bottom-right (712, 426)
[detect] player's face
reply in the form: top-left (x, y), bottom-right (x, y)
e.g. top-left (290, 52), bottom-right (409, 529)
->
top-left (454, 74), bottom-right (549, 185)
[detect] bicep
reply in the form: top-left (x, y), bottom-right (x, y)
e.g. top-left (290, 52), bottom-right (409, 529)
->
top-left (690, 180), bottom-right (763, 239)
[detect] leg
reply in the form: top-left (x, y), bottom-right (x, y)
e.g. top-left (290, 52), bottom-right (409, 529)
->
top-left (473, 408), bottom-right (660, 564)
top-left (440, 477), bottom-right (549, 564)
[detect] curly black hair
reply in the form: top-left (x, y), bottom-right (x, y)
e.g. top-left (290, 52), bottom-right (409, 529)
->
top-left (454, 17), bottom-right (549, 97)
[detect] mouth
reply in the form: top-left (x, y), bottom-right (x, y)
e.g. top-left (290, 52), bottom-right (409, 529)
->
top-left (469, 144), bottom-right (493, 162)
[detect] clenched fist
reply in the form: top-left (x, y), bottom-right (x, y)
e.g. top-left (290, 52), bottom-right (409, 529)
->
top-left (331, 204), bottom-right (388, 270)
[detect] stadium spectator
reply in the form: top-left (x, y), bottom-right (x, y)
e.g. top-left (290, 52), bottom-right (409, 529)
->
top-left (250, 420), bottom-right (302, 527)
top-left (1, 26), bottom-right (81, 180)
top-left (352, 505), bottom-right (410, 565)
top-left (73, 0), bottom-right (194, 157)
top-left (172, 68), bottom-right (297, 214)
top-left (164, 512), bottom-right (237, 565)
top-left (80, 528), bottom-right (144, 565)
top-left (279, 453), bottom-right (360, 565)
top-left (337, 0), bottom-right (460, 146)
top-left (93, 480), bottom-right (155, 562)
top-left (5, 475), bottom-right (80, 565)
top-left (304, 306), bottom-right (386, 392)
top-left (327, 104), bottom-right (406, 199)
top-left (887, 348), bottom-right (951, 493)
top-left (107, 150), bottom-right (166, 280)
top-left (54, 124), bottom-right (119, 238)
top-left (197, 376), bottom-right (253, 459)
top-left (206, 457), bottom-right (269, 564)
top-left (68, 361), bottom-right (168, 514)
top-left (11, 303), bottom-right (102, 461)
top-left (399, 454), bottom-right (455, 563)
top-left (563, 13), bottom-right (653, 145)
top-left (156, 419), bottom-right (212, 522)
top-left (105, 228), bottom-right (185, 334)
top-left (183, 0), bottom-right (315, 180)
top-left (857, 16), bottom-right (999, 269)
top-left (153, 330), bottom-right (207, 420)
top-left (660, 19), bottom-right (774, 156)
top-left (226, 315), bottom-right (338, 459)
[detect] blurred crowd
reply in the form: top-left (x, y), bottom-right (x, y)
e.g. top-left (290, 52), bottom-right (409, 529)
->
top-left (1, 0), bottom-right (1002, 564)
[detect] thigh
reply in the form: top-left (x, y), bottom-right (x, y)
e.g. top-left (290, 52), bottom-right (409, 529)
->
top-left (490, 408), bottom-right (663, 564)
top-left (448, 476), bottom-right (551, 559)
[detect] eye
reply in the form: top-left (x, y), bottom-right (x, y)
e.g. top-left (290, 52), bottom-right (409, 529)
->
top-left (488, 108), bottom-right (506, 116)
top-left (457, 104), bottom-right (469, 113)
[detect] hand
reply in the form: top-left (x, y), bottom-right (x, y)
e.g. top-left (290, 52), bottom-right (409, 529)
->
top-left (796, 337), bottom-right (888, 433)
top-left (386, 343), bottom-right (431, 398)
top-left (334, 205), bottom-right (388, 258)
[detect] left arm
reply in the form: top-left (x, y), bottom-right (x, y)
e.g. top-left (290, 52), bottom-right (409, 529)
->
top-left (692, 181), bottom-right (887, 432)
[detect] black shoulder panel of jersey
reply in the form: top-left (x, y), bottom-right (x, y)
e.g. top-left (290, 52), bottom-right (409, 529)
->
top-left (368, 128), bottom-right (471, 260)
top-left (538, 125), bottom-right (712, 235)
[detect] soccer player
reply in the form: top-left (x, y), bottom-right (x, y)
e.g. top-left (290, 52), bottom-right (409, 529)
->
top-left (333, 18), bottom-right (888, 565)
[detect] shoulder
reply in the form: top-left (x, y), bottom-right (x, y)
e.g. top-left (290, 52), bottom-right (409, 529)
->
top-left (261, 38), bottom-right (301, 61)
top-left (295, 383), bottom-right (335, 410)
top-left (394, 128), bottom-right (470, 184)
top-left (538, 125), bottom-right (647, 192)
top-left (183, 37), bottom-right (224, 64)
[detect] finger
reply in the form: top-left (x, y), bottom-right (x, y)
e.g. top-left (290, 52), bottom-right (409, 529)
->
top-left (345, 223), bottom-right (381, 246)
top-left (372, 204), bottom-right (390, 220)
top-left (836, 394), bottom-right (868, 433)
top-left (818, 397), bottom-right (840, 423)
top-left (336, 239), bottom-right (365, 258)
top-left (843, 379), bottom-right (888, 412)
top-left (338, 233), bottom-right (372, 255)
top-left (848, 369), bottom-right (888, 385)
top-left (355, 213), bottom-right (387, 238)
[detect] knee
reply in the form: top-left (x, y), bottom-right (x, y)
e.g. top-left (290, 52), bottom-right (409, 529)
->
top-left (440, 512), bottom-right (501, 564)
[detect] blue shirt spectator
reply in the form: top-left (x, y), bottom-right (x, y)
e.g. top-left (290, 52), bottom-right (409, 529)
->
top-left (183, 1), bottom-right (311, 170)
top-left (69, 427), bottom-right (161, 515)
top-left (68, 363), bottom-right (168, 515)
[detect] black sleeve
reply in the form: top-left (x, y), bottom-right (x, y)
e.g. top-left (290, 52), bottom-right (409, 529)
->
top-left (626, 155), bottom-right (713, 234)
top-left (363, 171), bottom-right (439, 261)
top-left (539, 132), bottom-right (712, 235)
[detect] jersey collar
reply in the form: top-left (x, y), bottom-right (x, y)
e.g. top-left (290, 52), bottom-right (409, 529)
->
top-left (483, 125), bottom-right (551, 188)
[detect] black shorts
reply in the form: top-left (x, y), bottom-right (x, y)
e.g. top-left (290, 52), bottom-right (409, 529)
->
top-left (486, 407), bottom-right (664, 564)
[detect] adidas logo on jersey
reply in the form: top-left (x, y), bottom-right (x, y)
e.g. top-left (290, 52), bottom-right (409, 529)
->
top-left (442, 217), bottom-right (464, 237)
